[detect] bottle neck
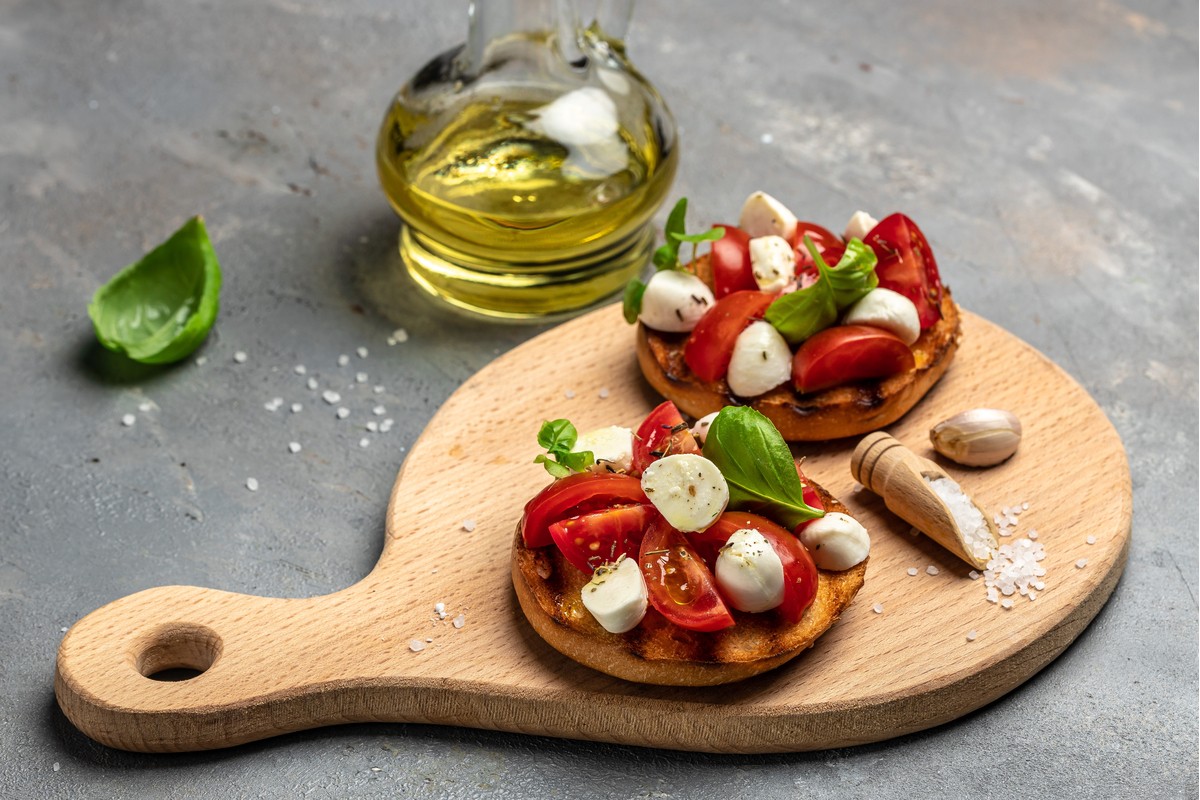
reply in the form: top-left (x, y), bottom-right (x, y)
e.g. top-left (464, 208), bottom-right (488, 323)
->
top-left (461, 0), bottom-right (580, 75)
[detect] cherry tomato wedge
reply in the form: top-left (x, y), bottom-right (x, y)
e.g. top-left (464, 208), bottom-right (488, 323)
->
top-left (705, 512), bottom-right (819, 623)
top-left (796, 466), bottom-right (825, 532)
top-left (792, 222), bottom-right (844, 269)
top-left (639, 515), bottom-right (734, 632)
top-left (631, 400), bottom-right (701, 476)
top-left (710, 224), bottom-right (757, 298)
top-left (549, 503), bottom-right (654, 574)
top-left (863, 213), bottom-right (943, 329)
top-left (521, 472), bottom-right (647, 548)
top-left (683, 291), bottom-right (776, 383)
top-left (792, 324), bottom-right (916, 394)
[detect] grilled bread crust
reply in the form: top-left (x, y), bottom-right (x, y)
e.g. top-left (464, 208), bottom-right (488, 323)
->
top-left (636, 255), bottom-right (963, 442)
top-left (512, 481), bottom-right (867, 686)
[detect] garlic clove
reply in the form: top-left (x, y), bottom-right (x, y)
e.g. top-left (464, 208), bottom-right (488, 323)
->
top-left (930, 409), bottom-right (1022, 467)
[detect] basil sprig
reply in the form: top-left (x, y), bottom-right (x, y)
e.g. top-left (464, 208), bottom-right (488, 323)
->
top-left (534, 419), bottom-right (595, 478)
top-left (701, 406), bottom-right (824, 529)
top-left (763, 236), bottom-right (878, 346)
top-left (623, 197), bottom-right (724, 324)
top-left (88, 216), bottom-right (222, 364)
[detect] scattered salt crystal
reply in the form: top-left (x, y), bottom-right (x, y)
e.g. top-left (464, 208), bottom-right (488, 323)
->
top-left (359, 437), bottom-right (370, 448)
top-left (288, 442), bottom-right (301, 454)
top-left (291, 403), bottom-right (302, 413)
top-left (121, 414), bottom-right (136, 427)
top-left (356, 372), bottom-right (368, 383)
top-left (195, 355), bottom-right (208, 366)
top-left (408, 639), bottom-right (425, 652)
top-left (968, 570), bottom-right (980, 580)
top-left (965, 630), bottom-right (977, 642)
top-left (1086, 536), bottom-right (1096, 545)
top-left (53, 762), bottom-right (60, 772)
top-left (322, 390), bottom-right (341, 405)
top-left (1000, 598), bottom-right (1014, 609)
top-left (906, 567), bottom-right (918, 577)
top-left (366, 421), bottom-right (378, 432)
top-left (357, 347), bottom-right (368, 359)
top-left (1022, 502), bottom-right (1029, 510)
top-left (336, 407), bottom-right (350, 419)
top-left (138, 402), bottom-right (152, 412)
top-left (337, 354), bottom-right (350, 366)
top-left (392, 328), bottom-right (409, 343)
top-left (983, 538), bottom-right (1047, 608)
top-left (872, 603), bottom-right (883, 614)
top-left (373, 405), bottom-right (386, 416)
top-left (425, 637), bottom-right (433, 643)
top-left (564, 389), bottom-right (576, 399)
top-left (380, 419), bottom-right (394, 432)
top-left (246, 478), bottom-right (259, 492)
top-left (598, 387), bottom-right (610, 399)
top-left (373, 385), bottom-right (385, 394)
top-left (926, 565), bottom-right (940, 576)
top-left (294, 365), bottom-right (307, 375)
top-left (1028, 530), bottom-right (1038, 540)
top-left (926, 475), bottom-right (996, 563)
top-left (234, 351), bottom-right (247, 363)
top-left (462, 519), bottom-right (477, 532)
top-left (306, 377), bottom-right (319, 390)
top-left (1076, 558), bottom-right (1088, 569)
top-left (761, 133), bottom-right (774, 144)
top-left (452, 614), bottom-right (465, 629)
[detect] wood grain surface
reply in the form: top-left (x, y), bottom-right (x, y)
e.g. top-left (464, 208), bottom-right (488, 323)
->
top-left (54, 304), bottom-right (1131, 753)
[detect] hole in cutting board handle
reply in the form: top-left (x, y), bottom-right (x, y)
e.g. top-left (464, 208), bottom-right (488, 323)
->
top-left (135, 623), bottom-right (223, 682)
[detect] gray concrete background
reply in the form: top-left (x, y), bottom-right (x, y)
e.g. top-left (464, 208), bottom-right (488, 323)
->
top-left (1, 0), bottom-right (1196, 797)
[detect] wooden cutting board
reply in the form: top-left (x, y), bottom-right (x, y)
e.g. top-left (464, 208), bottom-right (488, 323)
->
top-left (55, 304), bottom-right (1131, 753)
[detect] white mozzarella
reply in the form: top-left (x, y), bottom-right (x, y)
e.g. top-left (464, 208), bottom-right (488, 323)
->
top-left (580, 555), bottom-right (648, 633)
top-left (715, 529), bottom-right (786, 613)
top-left (748, 235), bottom-right (796, 292)
top-left (843, 210), bottom-right (879, 241)
top-left (841, 287), bottom-right (921, 345)
top-left (726, 320), bottom-right (792, 397)
top-left (637, 270), bottom-right (715, 333)
top-left (640, 453), bottom-right (728, 532)
top-left (738, 191), bottom-right (798, 241)
top-left (799, 512), bottom-right (870, 570)
top-left (573, 426), bottom-right (633, 473)
top-left (690, 411), bottom-right (719, 445)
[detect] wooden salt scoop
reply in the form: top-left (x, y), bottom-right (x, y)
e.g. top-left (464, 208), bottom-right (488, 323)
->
top-left (850, 431), bottom-right (999, 569)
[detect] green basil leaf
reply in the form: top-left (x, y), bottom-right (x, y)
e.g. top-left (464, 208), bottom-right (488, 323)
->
top-left (622, 279), bottom-right (646, 324)
top-left (701, 406), bottom-right (823, 529)
top-left (559, 449), bottom-right (595, 473)
top-left (823, 237), bottom-right (878, 309)
top-left (537, 419), bottom-right (578, 453)
top-left (763, 274), bottom-right (838, 346)
top-left (663, 197), bottom-right (689, 244)
top-left (88, 216), bottom-right (222, 364)
top-left (534, 454), bottom-right (572, 479)
top-left (670, 226), bottom-right (725, 244)
top-left (651, 243), bottom-right (676, 271)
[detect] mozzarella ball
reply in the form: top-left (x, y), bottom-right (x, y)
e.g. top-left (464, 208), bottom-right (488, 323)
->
top-left (715, 529), bottom-right (786, 612)
top-left (843, 210), bottom-right (879, 241)
top-left (749, 235), bottom-right (797, 293)
top-left (690, 411), bottom-right (719, 445)
top-left (640, 453), bottom-right (729, 532)
top-left (581, 556), bottom-right (648, 633)
top-left (799, 512), bottom-right (870, 570)
top-left (726, 320), bottom-right (792, 397)
top-left (638, 270), bottom-right (715, 333)
top-left (842, 287), bottom-right (921, 345)
top-left (573, 426), bottom-right (633, 473)
top-left (739, 191), bottom-right (798, 240)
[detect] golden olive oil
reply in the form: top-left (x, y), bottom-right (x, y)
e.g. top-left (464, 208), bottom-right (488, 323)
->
top-left (376, 38), bottom-right (677, 319)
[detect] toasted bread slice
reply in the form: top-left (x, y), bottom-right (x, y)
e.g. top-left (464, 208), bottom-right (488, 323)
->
top-left (636, 255), bottom-right (963, 441)
top-left (512, 480), bottom-right (867, 686)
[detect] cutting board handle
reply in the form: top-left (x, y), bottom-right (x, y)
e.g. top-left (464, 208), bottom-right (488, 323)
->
top-left (54, 582), bottom-right (401, 752)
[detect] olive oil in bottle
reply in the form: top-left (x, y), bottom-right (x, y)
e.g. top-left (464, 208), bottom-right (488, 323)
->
top-left (375, 8), bottom-right (677, 319)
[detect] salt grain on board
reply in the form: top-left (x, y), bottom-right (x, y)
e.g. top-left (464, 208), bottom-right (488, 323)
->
top-left (462, 519), bottom-right (477, 532)
top-left (453, 614), bottom-right (465, 629)
top-left (906, 567), bottom-right (918, 577)
top-left (966, 630), bottom-right (978, 642)
top-left (408, 639), bottom-right (425, 652)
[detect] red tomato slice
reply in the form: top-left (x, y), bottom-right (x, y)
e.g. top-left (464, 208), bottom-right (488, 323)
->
top-left (631, 400), bottom-right (701, 475)
top-left (705, 512), bottom-right (818, 623)
top-left (863, 213), bottom-right (943, 329)
top-left (792, 222), bottom-right (844, 270)
top-left (792, 324), bottom-right (916, 394)
top-left (796, 465), bottom-right (824, 529)
top-left (521, 473), bottom-right (647, 548)
top-left (682, 290), bottom-right (777, 383)
top-left (710, 224), bottom-right (757, 298)
top-left (639, 515), bottom-right (734, 632)
top-left (549, 504), bottom-right (654, 574)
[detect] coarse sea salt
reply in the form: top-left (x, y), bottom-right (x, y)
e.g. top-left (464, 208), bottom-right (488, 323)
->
top-left (246, 477), bottom-right (259, 492)
top-left (906, 567), bottom-right (918, 577)
top-left (926, 476), bottom-right (996, 563)
top-left (926, 565), bottom-right (940, 576)
top-left (966, 630), bottom-right (978, 642)
top-left (408, 639), bottom-right (425, 652)
top-left (452, 614), bottom-right (466, 629)
top-left (872, 603), bottom-right (883, 614)
top-left (983, 538), bottom-right (1046, 607)
top-left (462, 519), bottom-right (477, 532)
top-left (288, 442), bottom-right (301, 454)
top-left (121, 414), bottom-right (136, 427)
